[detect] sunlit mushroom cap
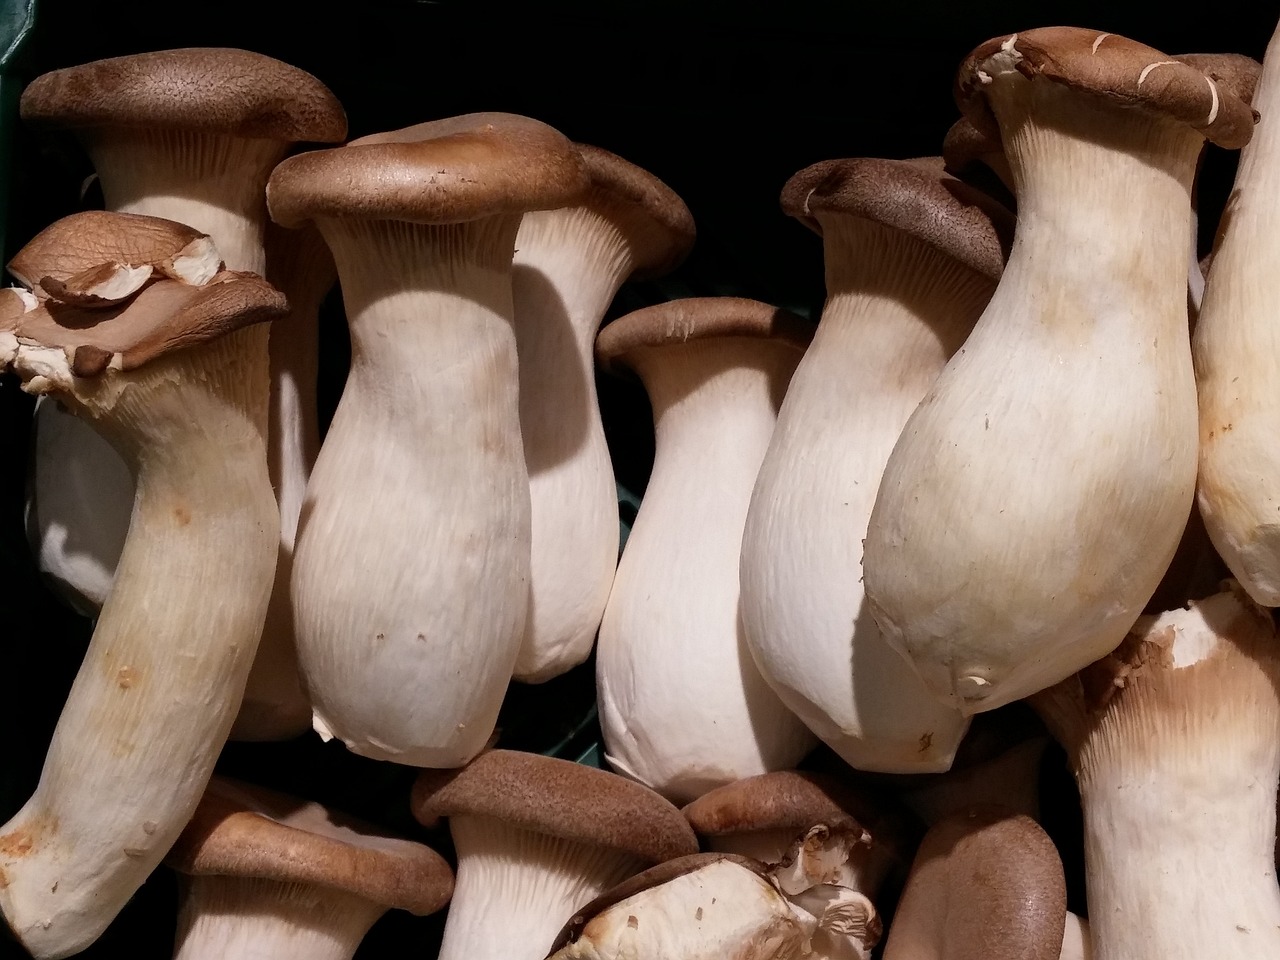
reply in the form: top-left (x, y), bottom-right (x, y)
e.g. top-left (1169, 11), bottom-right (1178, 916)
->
top-left (20, 47), bottom-right (347, 142)
top-left (780, 157), bottom-right (1014, 283)
top-left (956, 27), bottom-right (1257, 149)
top-left (267, 112), bottom-right (589, 227)
top-left (410, 749), bottom-right (698, 864)
top-left (166, 776), bottom-right (454, 916)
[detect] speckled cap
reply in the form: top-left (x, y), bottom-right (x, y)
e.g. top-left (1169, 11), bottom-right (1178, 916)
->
top-left (268, 112), bottom-right (588, 228)
top-left (166, 776), bottom-right (454, 916)
top-left (574, 143), bottom-right (695, 279)
top-left (781, 158), bottom-right (1014, 284)
top-left (881, 806), bottom-right (1066, 960)
top-left (20, 48), bottom-right (347, 143)
top-left (410, 749), bottom-right (698, 865)
top-left (956, 28), bottom-right (1257, 150)
top-left (547, 853), bottom-right (767, 956)
top-left (595, 296), bottom-right (813, 377)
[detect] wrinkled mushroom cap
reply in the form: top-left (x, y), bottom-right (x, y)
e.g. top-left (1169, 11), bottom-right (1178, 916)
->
top-left (166, 776), bottom-right (453, 916)
top-left (573, 142), bottom-right (696, 279)
top-left (780, 158), bottom-right (1014, 284)
top-left (20, 47), bottom-right (347, 143)
top-left (882, 806), bottom-right (1066, 960)
top-left (267, 112), bottom-right (588, 228)
top-left (595, 296), bottom-right (813, 377)
top-left (956, 27), bottom-right (1257, 149)
top-left (410, 749), bottom-right (698, 864)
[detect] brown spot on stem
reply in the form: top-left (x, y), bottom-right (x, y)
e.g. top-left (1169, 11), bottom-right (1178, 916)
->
top-left (919, 731), bottom-right (934, 752)
top-left (627, 915), bottom-right (639, 929)
top-left (174, 505), bottom-right (191, 525)
top-left (117, 666), bottom-right (139, 689)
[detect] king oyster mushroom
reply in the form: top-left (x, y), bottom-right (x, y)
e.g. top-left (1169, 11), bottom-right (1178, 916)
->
top-left (594, 297), bottom-right (818, 802)
top-left (268, 113), bottom-right (588, 767)
top-left (0, 210), bottom-right (284, 958)
top-left (511, 142), bottom-right (694, 683)
top-left (863, 27), bottom-right (1256, 713)
top-left (18, 47), bottom-right (348, 739)
top-left (166, 776), bottom-right (453, 960)
top-left (740, 157), bottom-right (1011, 773)
top-left (410, 749), bottom-right (698, 960)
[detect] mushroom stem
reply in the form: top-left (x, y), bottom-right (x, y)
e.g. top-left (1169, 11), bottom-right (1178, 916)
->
top-left (1031, 586), bottom-right (1280, 959)
top-left (0, 326), bottom-right (277, 958)
top-left (293, 215), bottom-right (530, 766)
top-left (173, 876), bottom-right (385, 960)
top-left (437, 815), bottom-right (642, 960)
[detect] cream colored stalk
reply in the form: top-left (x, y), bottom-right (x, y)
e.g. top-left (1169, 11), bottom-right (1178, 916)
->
top-left (512, 144), bottom-right (693, 683)
top-left (742, 158), bottom-right (1007, 773)
top-left (864, 28), bottom-right (1255, 713)
top-left (0, 252), bottom-right (281, 955)
top-left (1030, 585), bottom-right (1280, 960)
top-left (1194, 26), bottom-right (1280, 605)
top-left (595, 298), bottom-right (818, 804)
top-left (269, 114), bottom-right (587, 766)
top-left (18, 49), bottom-right (346, 740)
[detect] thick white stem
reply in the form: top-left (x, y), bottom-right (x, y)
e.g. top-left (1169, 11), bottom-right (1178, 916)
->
top-left (866, 75), bottom-right (1202, 713)
top-left (0, 327), bottom-right (277, 958)
top-left (598, 339), bottom-right (816, 804)
top-left (438, 815), bottom-right (642, 960)
top-left (174, 876), bottom-right (384, 960)
top-left (293, 216), bottom-right (530, 767)
top-left (510, 207), bottom-right (629, 682)
top-left (741, 220), bottom-right (978, 773)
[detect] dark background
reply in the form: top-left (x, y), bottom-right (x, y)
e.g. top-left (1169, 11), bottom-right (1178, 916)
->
top-left (0, 1), bottom-right (1274, 957)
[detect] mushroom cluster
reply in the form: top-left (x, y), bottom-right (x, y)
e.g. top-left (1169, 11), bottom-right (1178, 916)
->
top-left (0, 14), bottom-right (1277, 960)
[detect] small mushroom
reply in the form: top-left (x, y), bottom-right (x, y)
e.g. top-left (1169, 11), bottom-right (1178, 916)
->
top-left (880, 806), bottom-right (1067, 960)
top-left (511, 142), bottom-right (694, 683)
top-left (411, 749), bottom-right (698, 960)
top-left (594, 297), bottom-right (818, 802)
top-left (166, 776), bottom-right (453, 960)
top-left (864, 27), bottom-right (1255, 713)
top-left (269, 113), bottom-right (588, 766)
top-left (0, 211), bottom-right (284, 958)
top-left (740, 157), bottom-right (1010, 773)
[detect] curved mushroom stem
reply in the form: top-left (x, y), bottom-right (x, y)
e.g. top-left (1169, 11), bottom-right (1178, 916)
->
top-left (0, 327), bottom-right (277, 958)
top-left (293, 216), bottom-right (530, 767)
top-left (174, 876), bottom-right (385, 960)
top-left (1031, 586), bottom-right (1280, 960)
top-left (509, 207), bottom-right (630, 683)
top-left (437, 815), bottom-right (643, 960)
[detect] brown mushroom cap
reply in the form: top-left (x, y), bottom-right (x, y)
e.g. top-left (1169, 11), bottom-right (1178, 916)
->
top-left (8, 211), bottom-right (214, 289)
top-left (267, 112), bottom-right (588, 228)
top-left (573, 143), bottom-right (695, 280)
top-left (11, 271), bottom-right (285, 377)
top-left (1175, 53), bottom-right (1263, 108)
top-left (411, 749), bottom-right (698, 865)
top-left (19, 48), bottom-right (347, 143)
top-left (882, 806), bottom-right (1066, 960)
top-left (546, 853), bottom-right (767, 956)
top-left (166, 776), bottom-right (453, 916)
top-left (941, 118), bottom-right (1004, 175)
top-left (780, 158), bottom-right (1014, 284)
top-left (682, 770), bottom-right (885, 840)
top-left (956, 27), bottom-right (1256, 150)
top-left (595, 296), bottom-right (813, 377)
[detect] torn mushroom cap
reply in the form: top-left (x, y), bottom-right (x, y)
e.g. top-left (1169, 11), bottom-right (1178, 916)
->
top-left (955, 28), bottom-right (1256, 150)
top-left (595, 296), bottom-right (813, 376)
top-left (2, 269), bottom-right (285, 380)
top-left (166, 776), bottom-right (453, 916)
top-left (682, 771), bottom-right (918, 892)
top-left (882, 806), bottom-right (1067, 960)
top-left (411, 749), bottom-right (698, 863)
top-left (572, 142), bottom-right (695, 279)
top-left (268, 112), bottom-right (587, 228)
top-left (8, 209), bottom-right (221, 293)
top-left (19, 47), bottom-right (346, 143)
top-left (779, 157), bottom-right (1013, 285)
top-left (547, 853), bottom-right (772, 954)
